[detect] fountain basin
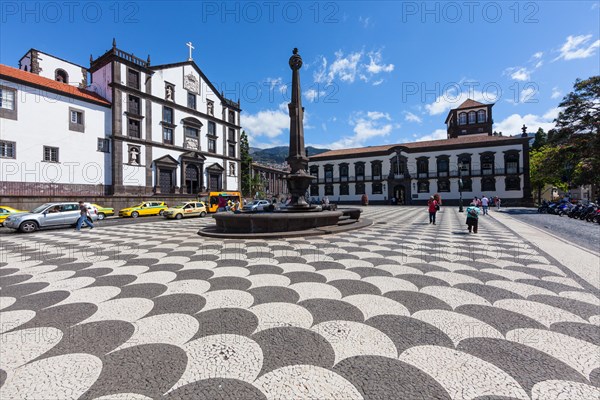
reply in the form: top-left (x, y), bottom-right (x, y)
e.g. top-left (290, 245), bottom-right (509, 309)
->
top-left (198, 208), bottom-right (370, 238)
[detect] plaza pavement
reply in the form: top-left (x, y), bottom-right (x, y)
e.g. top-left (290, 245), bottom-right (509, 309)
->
top-left (0, 206), bottom-right (599, 399)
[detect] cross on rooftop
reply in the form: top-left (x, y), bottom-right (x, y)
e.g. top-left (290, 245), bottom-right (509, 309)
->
top-left (186, 42), bottom-right (194, 61)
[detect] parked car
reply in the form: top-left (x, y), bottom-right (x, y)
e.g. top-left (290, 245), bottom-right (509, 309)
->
top-left (92, 204), bottom-right (114, 220)
top-left (163, 201), bottom-right (207, 219)
top-left (3, 202), bottom-right (99, 233)
top-left (0, 206), bottom-right (26, 225)
top-left (242, 200), bottom-right (270, 212)
top-left (118, 201), bottom-right (168, 218)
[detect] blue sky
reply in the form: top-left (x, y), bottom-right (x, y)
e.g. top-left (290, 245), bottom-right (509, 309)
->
top-left (2, 1), bottom-right (599, 149)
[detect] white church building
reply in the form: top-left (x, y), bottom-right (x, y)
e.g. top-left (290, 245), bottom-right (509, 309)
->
top-left (308, 100), bottom-right (533, 205)
top-left (0, 40), bottom-right (241, 203)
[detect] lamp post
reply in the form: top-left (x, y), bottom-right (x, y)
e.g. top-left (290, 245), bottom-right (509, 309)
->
top-left (458, 161), bottom-right (464, 212)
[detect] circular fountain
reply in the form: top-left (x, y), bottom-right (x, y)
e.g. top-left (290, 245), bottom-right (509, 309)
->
top-left (199, 49), bottom-right (370, 238)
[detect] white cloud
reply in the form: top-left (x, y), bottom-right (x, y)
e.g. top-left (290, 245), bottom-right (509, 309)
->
top-left (313, 49), bottom-right (394, 86)
top-left (532, 52), bottom-right (543, 59)
top-left (359, 16), bottom-right (371, 28)
top-left (425, 88), bottom-right (495, 116)
top-left (551, 87), bottom-right (562, 99)
top-left (366, 51), bottom-right (394, 74)
top-left (519, 86), bottom-right (538, 103)
top-left (413, 129), bottom-right (447, 142)
top-left (303, 88), bottom-right (326, 103)
top-left (404, 111), bottom-right (422, 123)
top-left (242, 105), bottom-right (289, 140)
top-left (327, 111), bottom-right (396, 149)
top-left (554, 34), bottom-right (600, 61)
top-left (493, 107), bottom-right (560, 135)
top-left (509, 67), bottom-right (531, 81)
top-left (367, 111), bottom-right (391, 120)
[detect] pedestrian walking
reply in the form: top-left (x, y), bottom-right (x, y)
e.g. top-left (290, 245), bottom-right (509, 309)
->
top-left (217, 195), bottom-right (227, 212)
top-left (361, 193), bottom-right (369, 206)
top-left (496, 197), bottom-right (501, 210)
top-left (481, 195), bottom-right (489, 215)
top-left (75, 201), bottom-right (94, 231)
top-left (466, 202), bottom-right (480, 233)
top-left (428, 195), bottom-right (439, 225)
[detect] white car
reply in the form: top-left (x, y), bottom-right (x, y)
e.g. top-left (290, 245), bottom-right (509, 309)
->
top-left (3, 202), bottom-right (99, 233)
top-left (242, 200), bottom-right (271, 212)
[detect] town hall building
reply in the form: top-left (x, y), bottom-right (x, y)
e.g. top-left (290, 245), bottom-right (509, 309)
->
top-left (0, 40), bottom-right (241, 206)
top-left (308, 100), bottom-right (532, 205)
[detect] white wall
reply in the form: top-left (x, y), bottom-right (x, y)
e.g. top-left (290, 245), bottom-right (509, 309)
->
top-left (0, 80), bottom-right (110, 186)
top-left (309, 141), bottom-right (526, 202)
top-left (23, 51), bottom-right (86, 87)
top-left (90, 63), bottom-right (112, 103)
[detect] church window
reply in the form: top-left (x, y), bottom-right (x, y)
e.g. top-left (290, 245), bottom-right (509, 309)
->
top-left (480, 153), bottom-right (495, 175)
top-left (0, 87), bottom-right (15, 110)
top-left (340, 183), bottom-right (349, 195)
top-left (418, 181), bottom-right (429, 193)
top-left (458, 112), bottom-right (467, 125)
top-left (372, 182), bottom-right (383, 194)
top-left (372, 162), bottom-right (382, 180)
top-left (355, 163), bottom-right (365, 180)
top-left (187, 92), bottom-right (196, 109)
top-left (163, 128), bottom-right (173, 144)
top-left (128, 119), bottom-right (140, 138)
top-left (325, 184), bottom-right (334, 196)
top-left (417, 159), bottom-right (429, 178)
top-left (324, 165), bottom-right (333, 182)
top-left (481, 177), bottom-right (496, 191)
top-left (437, 157), bottom-right (449, 177)
top-left (208, 121), bottom-right (216, 136)
top-left (228, 110), bottom-right (235, 124)
top-left (477, 110), bottom-right (487, 123)
top-left (461, 177), bottom-right (472, 192)
top-left (163, 106), bottom-right (174, 124)
top-left (55, 69), bottom-right (68, 83)
top-left (97, 138), bottom-right (109, 153)
top-left (228, 128), bottom-right (236, 142)
top-left (355, 182), bottom-right (365, 195)
top-left (43, 146), bottom-right (59, 163)
top-left (437, 179), bottom-right (450, 192)
top-left (228, 143), bottom-right (236, 158)
top-left (468, 111), bottom-right (476, 124)
top-left (127, 69), bottom-right (140, 89)
top-left (128, 95), bottom-right (140, 115)
top-left (0, 140), bottom-right (16, 158)
top-left (310, 185), bottom-right (319, 196)
top-left (69, 108), bottom-right (84, 132)
top-left (505, 176), bottom-right (520, 191)
top-left (208, 138), bottom-right (216, 153)
top-left (505, 152), bottom-right (519, 174)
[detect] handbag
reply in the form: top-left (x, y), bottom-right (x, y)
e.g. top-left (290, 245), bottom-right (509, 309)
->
top-left (435, 204), bottom-right (440, 211)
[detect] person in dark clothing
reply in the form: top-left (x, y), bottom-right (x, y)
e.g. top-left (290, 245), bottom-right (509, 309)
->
top-left (466, 203), bottom-right (480, 233)
top-left (75, 201), bottom-right (94, 231)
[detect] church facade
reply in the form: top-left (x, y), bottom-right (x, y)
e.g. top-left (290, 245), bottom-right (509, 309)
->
top-left (0, 40), bottom-right (241, 204)
top-left (308, 100), bottom-right (532, 205)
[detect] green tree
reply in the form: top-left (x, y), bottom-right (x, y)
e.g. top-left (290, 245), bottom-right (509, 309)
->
top-left (529, 145), bottom-right (568, 204)
top-left (531, 128), bottom-right (547, 150)
top-left (548, 76), bottom-right (600, 186)
top-left (240, 130), bottom-right (253, 197)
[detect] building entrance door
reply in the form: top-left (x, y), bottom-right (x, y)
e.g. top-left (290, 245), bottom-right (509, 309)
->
top-left (159, 169), bottom-right (173, 193)
top-left (185, 165), bottom-right (199, 194)
top-left (393, 184), bottom-right (405, 205)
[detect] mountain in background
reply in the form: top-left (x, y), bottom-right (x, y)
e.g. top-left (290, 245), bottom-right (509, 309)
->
top-left (251, 146), bottom-right (330, 164)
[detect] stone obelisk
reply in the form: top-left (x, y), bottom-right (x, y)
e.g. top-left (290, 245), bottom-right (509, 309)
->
top-left (285, 48), bottom-right (315, 209)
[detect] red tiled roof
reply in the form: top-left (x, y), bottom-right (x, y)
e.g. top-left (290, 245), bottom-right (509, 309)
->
top-left (309, 135), bottom-right (526, 160)
top-left (0, 64), bottom-right (110, 106)
top-left (456, 99), bottom-right (486, 109)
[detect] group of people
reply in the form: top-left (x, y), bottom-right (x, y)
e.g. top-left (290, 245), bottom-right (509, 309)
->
top-left (217, 196), bottom-right (241, 212)
top-left (427, 194), bottom-right (502, 234)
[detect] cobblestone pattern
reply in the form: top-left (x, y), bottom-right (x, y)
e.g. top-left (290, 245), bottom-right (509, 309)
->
top-left (0, 207), bottom-right (599, 399)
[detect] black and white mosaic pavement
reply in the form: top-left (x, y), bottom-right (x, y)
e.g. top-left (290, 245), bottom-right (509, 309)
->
top-left (1, 207), bottom-right (599, 399)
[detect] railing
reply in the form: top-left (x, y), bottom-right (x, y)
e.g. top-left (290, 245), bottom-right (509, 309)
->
top-left (115, 48), bottom-right (149, 68)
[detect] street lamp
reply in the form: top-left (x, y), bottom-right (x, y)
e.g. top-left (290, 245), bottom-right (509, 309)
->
top-left (458, 161), bottom-right (464, 212)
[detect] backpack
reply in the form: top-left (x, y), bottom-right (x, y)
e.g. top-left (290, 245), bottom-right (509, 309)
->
top-left (468, 208), bottom-right (478, 217)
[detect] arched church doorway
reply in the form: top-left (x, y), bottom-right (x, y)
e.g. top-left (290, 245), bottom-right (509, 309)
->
top-left (393, 184), bottom-right (406, 205)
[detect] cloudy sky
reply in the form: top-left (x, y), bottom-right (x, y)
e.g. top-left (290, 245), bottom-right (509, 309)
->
top-left (3, 1), bottom-right (598, 149)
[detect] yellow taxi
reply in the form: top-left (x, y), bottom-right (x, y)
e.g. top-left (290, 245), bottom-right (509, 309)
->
top-left (118, 201), bottom-right (168, 218)
top-left (0, 206), bottom-right (26, 225)
top-left (91, 204), bottom-right (115, 220)
top-left (163, 201), bottom-right (207, 219)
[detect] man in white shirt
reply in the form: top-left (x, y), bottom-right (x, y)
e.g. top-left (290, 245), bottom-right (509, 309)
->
top-left (481, 195), bottom-right (489, 215)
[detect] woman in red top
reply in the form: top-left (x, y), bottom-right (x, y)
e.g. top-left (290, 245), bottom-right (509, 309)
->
top-left (428, 196), bottom-right (438, 225)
